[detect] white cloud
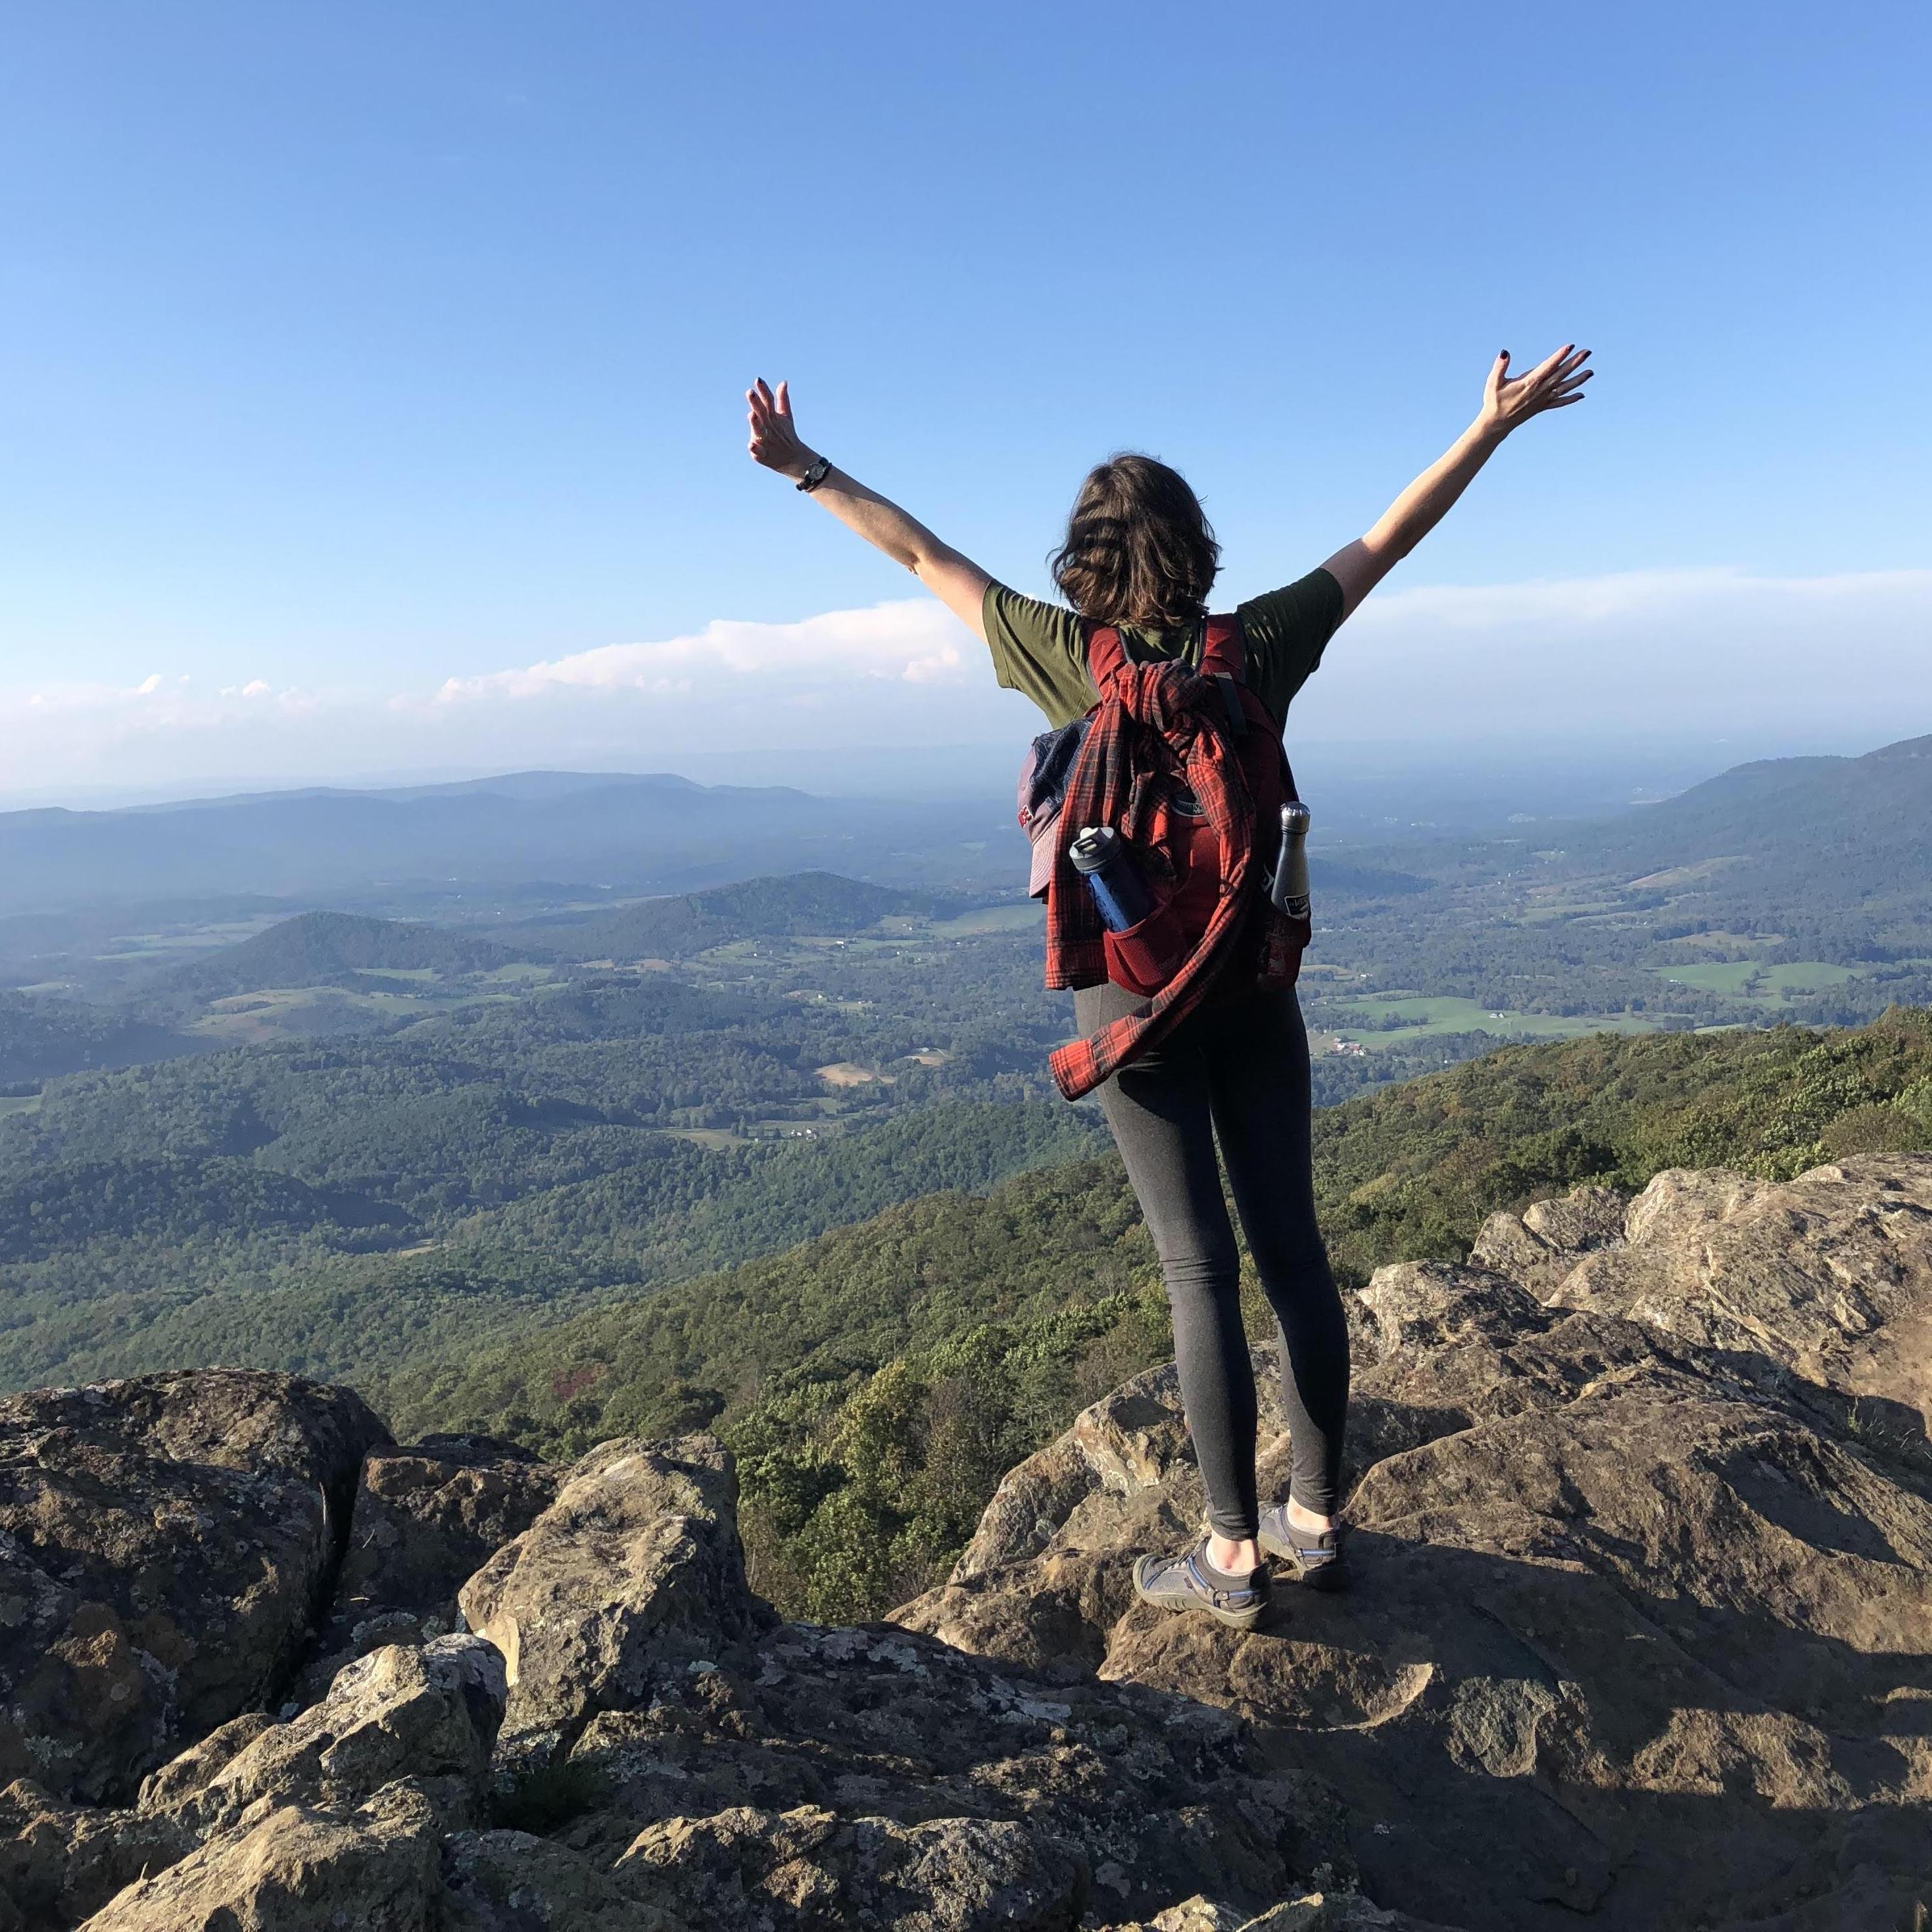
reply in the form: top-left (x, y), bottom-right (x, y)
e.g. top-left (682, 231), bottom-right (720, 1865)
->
top-left (430, 600), bottom-right (969, 706)
top-left (1343, 565), bottom-right (1932, 632)
top-left (3, 572), bottom-right (1929, 802)
top-left (1288, 566), bottom-right (1932, 743)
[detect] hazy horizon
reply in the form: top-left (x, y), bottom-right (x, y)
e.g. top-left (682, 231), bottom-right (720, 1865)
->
top-left (1, 721), bottom-right (1911, 833)
top-left (9, 569), bottom-right (1930, 805)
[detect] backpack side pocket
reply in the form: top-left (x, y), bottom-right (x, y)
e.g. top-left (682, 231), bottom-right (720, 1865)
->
top-left (1102, 892), bottom-right (1190, 997)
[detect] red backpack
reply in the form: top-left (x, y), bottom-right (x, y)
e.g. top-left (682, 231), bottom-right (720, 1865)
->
top-left (1017, 616), bottom-right (1308, 1094)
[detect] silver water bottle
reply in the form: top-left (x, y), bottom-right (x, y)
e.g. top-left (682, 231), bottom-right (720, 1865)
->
top-left (1270, 802), bottom-right (1311, 919)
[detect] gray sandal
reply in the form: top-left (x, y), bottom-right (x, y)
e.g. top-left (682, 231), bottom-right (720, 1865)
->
top-left (1132, 1538), bottom-right (1270, 1631)
top-left (1257, 1505), bottom-right (1350, 1592)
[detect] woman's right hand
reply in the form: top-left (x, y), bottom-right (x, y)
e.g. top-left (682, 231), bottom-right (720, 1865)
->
top-left (740, 375), bottom-right (992, 639)
top-left (746, 378), bottom-right (817, 480)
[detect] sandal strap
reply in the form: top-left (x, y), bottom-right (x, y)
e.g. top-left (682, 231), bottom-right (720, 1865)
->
top-left (1263, 1512), bottom-right (1345, 1562)
top-left (1183, 1547), bottom-right (1263, 1610)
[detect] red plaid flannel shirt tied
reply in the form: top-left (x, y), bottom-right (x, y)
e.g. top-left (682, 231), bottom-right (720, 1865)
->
top-left (1046, 653), bottom-right (1257, 1102)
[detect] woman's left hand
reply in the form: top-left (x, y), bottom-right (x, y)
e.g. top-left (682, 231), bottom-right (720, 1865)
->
top-left (1478, 345), bottom-right (1593, 436)
top-left (746, 378), bottom-right (817, 480)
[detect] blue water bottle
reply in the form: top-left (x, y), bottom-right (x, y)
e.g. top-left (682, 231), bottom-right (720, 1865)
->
top-left (1069, 826), bottom-right (1150, 931)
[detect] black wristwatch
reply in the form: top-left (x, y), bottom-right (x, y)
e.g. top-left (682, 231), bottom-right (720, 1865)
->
top-left (795, 455), bottom-right (833, 493)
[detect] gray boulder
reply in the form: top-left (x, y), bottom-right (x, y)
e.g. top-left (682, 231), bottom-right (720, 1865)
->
top-left (0, 1370), bottom-right (389, 1803)
top-left (1469, 1183), bottom-right (1630, 1296)
top-left (560, 1619), bottom-right (1342, 1923)
top-left (441, 1829), bottom-right (685, 1931)
top-left (458, 1435), bottom-right (767, 1763)
top-left (76, 1778), bottom-right (445, 1932)
top-left (295, 1433), bottom-right (559, 1705)
top-left (138, 1634), bottom-right (506, 1840)
top-left (1533, 1156), bottom-right (1932, 1418)
top-left (616, 1802), bottom-right (1088, 1932)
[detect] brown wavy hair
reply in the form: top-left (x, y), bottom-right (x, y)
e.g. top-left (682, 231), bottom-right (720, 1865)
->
top-left (1048, 453), bottom-right (1220, 630)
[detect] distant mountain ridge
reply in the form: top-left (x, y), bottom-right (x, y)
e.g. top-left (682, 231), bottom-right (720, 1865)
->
top-left (129, 769), bottom-right (710, 811)
top-left (1560, 732), bottom-right (1932, 874)
top-left (155, 911), bottom-right (529, 1000)
top-left (1534, 731), bottom-right (1932, 958)
top-left (521, 871), bottom-right (939, 960)
top-left (9, 734), bottom-right (1927, 925)
top-left (0, 769), bottom-right (1017, 915)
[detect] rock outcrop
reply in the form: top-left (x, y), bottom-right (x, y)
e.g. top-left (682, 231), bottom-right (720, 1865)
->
top-left (440, 1825), bottom-right (685, 1930)
top-left (80, 1778), bottom-right (449, 1932)
top-left (294, 1431), bottom-right (558, 1705)
top-left (138, 1633), bottom-right (506, 1840)
top-left (458, 1434), bottom-right (768, 1765)
top-left (900, 1155), bottom-right (1932, 1931)
top-left (0, 1370), bottom-right (389, 1804)
top-left (7, 1155), bottom-right (1932, 1931)
top-left (617, 1803), bottom-right (1090, 1932)
top-left (0, 1781), bottom-right (191, 1932)
top-left (1488, 1155), bottom-right (1932, 1430)
top-left (555, 1616), bottom-right (1343, 1921)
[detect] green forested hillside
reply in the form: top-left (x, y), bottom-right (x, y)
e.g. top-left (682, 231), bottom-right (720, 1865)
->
top-left (1546, 733), bottom-right (1932, 963)
top-left (1562, 733), bottom-right (1932, 879)
top-left (1295, 733), bottom-right (1932, 1049)
top-left (153, 910), bottom-right (531, 999)
top-left (0, 1098), bottom-right (1105, 1396)
top-left (370, 1155), bottom-right (1156, 1619)
top-left (9, 977), bottom-right (863, 1192)
top-left (1311, 1007), bottom-right (1932, 1280)
top-left (374, 1006), bottom-right (1932, 1621)
top-left (0, 917), bottom-right (1105, 1397)
top-left (0, 992), bottom-right (203, 1085)
top-left (0, 1157), bottom-right (400, 1263)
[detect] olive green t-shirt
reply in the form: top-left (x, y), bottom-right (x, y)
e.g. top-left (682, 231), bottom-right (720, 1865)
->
top-left (982, 568), bottom-right (1344, 730)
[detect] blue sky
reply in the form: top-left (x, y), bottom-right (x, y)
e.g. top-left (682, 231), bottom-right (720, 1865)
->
top-left (2, 2), bottom-right (1928, 796)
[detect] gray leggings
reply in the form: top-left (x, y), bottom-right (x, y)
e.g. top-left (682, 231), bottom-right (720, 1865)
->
top-left (1073, 981), bottom-right (1349, 1537)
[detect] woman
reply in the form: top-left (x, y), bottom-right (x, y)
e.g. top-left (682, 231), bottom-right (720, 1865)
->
top-left (746, 347), bottom-right (1592, 1628)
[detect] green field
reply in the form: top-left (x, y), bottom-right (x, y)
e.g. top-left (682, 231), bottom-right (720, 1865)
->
top-left (97, 915), bottom-right (287, 961)
top-left (1655, 960), bottom-right (1862, 1002)
top-left (0, 1094), bottom-right (43, 1120)
top-left (1331, 992), bottom-right (1666, 1048)
top-left (187, 981), bottom-right (525, 1044)
top-left (930, 902), bottom-right (1044, 938)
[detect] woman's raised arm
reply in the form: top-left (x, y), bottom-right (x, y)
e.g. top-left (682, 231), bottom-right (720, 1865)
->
top-left (746, 378), bottom-right (991, 642)
top-left (1320, 345), bottom-right (1592, 621)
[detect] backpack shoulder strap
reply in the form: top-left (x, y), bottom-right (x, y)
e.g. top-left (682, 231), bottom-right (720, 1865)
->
top-left (1083, 621), bottom-right (1128, 691)
top-left (1200, 613), bottom-right (1245, 680)
top-left (1210, 673), bottom-right (1247, 739)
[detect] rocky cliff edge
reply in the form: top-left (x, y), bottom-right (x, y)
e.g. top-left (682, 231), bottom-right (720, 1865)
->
top-left (5, 1154), bottom-right (1932, 1931)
